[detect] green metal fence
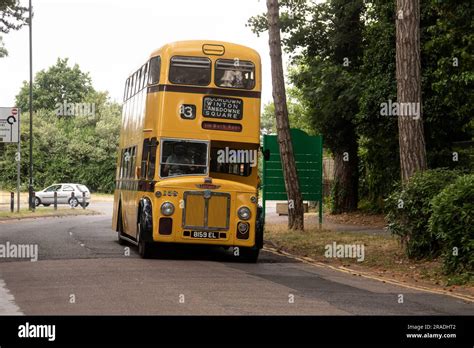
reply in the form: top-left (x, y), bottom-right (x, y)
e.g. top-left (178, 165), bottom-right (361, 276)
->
top-left (262, 129), bottom-right (323, 225)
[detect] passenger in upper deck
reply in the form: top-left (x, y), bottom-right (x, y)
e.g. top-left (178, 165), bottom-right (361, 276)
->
top-left (220, 70), bottom-right (244, 88)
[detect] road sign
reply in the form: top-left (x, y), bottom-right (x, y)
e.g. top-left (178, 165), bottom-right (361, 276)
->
top-left (0, 107), bottom-right (20, 143)
top-left (262, 129), bottom-right (324, 224)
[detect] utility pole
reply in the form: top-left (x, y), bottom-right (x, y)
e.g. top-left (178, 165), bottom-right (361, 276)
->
top-left (28, 0), bottom-right (34, 210)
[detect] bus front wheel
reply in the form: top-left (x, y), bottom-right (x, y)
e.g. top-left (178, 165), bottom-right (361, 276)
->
top-left (137, 207), bottom-right (154, 259)
top-left (237, 247), bottom-right (259, 263)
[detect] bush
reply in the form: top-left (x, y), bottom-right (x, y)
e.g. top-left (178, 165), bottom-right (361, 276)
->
top-left (385, 169), bottom-right (460, 259)
top-left (429, 174), bottom-right (474, 274)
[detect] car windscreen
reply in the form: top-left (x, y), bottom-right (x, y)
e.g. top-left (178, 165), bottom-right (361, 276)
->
top-left (45, 185), bottom-right (61, 192)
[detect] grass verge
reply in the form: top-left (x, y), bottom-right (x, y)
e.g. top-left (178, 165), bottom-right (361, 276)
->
top-left (0, 207), bottom-right (100, 220)
top-left (265, 223), bottom-right (473, 296)
top-left (90, 193), bottom-right (114, 202)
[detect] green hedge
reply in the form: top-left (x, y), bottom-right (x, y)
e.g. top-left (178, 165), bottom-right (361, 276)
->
top-left (429, 174), bottom-right (474, 274)
top-left (385, 169), bottom-right (460, 259)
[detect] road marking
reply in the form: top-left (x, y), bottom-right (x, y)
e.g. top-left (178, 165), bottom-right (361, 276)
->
top-left (263, 246), bottom-right (474, 303)
top-left (0, 278), bottom-right (23, 314)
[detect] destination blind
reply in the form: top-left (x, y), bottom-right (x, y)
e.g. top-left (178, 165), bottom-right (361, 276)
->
top-left (203, 96), bottom-right (243, 120)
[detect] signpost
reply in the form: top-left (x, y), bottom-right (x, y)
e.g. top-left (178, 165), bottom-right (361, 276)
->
top-left (0, 107), bottom-right (21, 212)
top-left (262, 129), bottom-right (323, 226)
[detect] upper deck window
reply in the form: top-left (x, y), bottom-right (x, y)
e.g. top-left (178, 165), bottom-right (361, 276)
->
top-left (215, 59), bottom-right (255, 90)
top-left (169, 56), bottom-right (211, 86)
top-left (149, 56), bottom-right (161, 85)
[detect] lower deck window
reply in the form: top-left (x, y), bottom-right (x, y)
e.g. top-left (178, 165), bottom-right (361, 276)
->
top-left (210, 147), bottom-right (253, 177)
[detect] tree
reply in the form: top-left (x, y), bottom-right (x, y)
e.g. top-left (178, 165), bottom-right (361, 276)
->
top-left (326, 0), bottom-right (363, 213)
top-left (0, 58), bottom-right (121, 193)
top-left (285, 0), bottom-right (364, 213)
top-left (357, 0), bottom-right (473, 209)
top-left (0, 96), bottom-right (121, 193)
top-left (0, 0), bottom-right (28, 57)
top-left (356, 0), bottom-right (399, 211)
top-left (266, 0), bottom-right (304, 230)
top-left (0, 36), bottom-right (7, 57)
top-left (396, 0), bottom-right (427, 182)
top-left (420, 0), bottom-right (473, 170)
top-left (16, 58), bottom-right (94, 112)
top-left (249, 0), bottom-right (364, 213)
top-left (251, 0), bottom-right (472, 212)
top-left (261, 87), bottom-right (312, 135)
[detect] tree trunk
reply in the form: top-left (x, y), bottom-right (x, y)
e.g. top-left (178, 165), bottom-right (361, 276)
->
top-left (266, 0), bottom-right (304, 230)
top-left (332, 141), bottom-right (359, 214)
top-left (396, 0), bottom-right (427, 182)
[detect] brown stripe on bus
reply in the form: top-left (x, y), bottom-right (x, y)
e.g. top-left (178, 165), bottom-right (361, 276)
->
top-left (147, 84), bottom-right (261, 99)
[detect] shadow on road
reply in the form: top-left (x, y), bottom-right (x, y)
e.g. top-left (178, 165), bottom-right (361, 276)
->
top-left (118, 240), bottom-right (295, 264)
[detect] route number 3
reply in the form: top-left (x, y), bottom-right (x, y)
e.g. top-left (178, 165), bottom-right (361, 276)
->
top-left (179, 104), bottom-right (196, 119)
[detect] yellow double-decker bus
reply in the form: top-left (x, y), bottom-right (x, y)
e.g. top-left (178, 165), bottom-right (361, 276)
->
top-left (112, 40), bottom-right (263, 262)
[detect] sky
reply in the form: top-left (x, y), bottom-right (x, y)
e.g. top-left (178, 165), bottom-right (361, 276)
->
top-left (0, 0), bottom-right (283, 108)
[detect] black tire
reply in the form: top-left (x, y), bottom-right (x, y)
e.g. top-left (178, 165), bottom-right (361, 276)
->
top-left (137, 221), bottom-right (154, 259)
top-left (68, 197), bottom-right (79, 208)
top-left (85, 202), bottom-right (90, 207)
top-left (117, 203), bottom-right (126, 246)
top-left (43, 204), bottom-right (51, 207)
top-left (237, 247), bottom-right (259, 263)
top-left (34, 197), bottom-right (41, 207)
top-left (256, 205), bottom-right (264, 250)
top-left (137, 201), bottom-right (155, 259)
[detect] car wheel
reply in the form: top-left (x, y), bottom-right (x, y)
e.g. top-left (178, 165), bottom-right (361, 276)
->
top-left (34, 197), bottom-right (41, 207)
top-left (68, 197), bottom-right (79, 208)
top-left (43, 204), bottom-right (51, 207)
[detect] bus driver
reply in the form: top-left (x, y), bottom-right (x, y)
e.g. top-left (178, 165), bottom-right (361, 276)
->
top-left (164, 143), bottom-right (193, 177)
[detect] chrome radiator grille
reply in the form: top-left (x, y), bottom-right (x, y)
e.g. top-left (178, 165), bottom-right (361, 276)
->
top-left (182, 191), bottom-right (230, 231)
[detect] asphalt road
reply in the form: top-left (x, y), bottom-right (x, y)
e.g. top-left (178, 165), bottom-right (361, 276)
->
top-left (0, 202), bottom-right (471, 315)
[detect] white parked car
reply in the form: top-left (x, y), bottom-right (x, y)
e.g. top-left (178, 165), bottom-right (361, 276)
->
top-left (35, 183), bottom-right (91, 208)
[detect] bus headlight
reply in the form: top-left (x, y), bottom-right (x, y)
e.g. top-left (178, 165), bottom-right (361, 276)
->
top-left (238, 206), bottom-right (251, 220)
top-left (161, 202), bottom-right (175, 216)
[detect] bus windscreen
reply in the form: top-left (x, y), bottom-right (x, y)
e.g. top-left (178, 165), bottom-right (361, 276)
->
top-left (160, 140), bottom-right (208, 178)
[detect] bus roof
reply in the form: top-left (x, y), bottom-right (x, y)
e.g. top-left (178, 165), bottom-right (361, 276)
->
top-left (149, 40), bottom-right (261, 63)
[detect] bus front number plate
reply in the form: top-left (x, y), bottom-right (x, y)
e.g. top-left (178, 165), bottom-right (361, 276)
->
top-left (191, 231), bottom-right (219, 239)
